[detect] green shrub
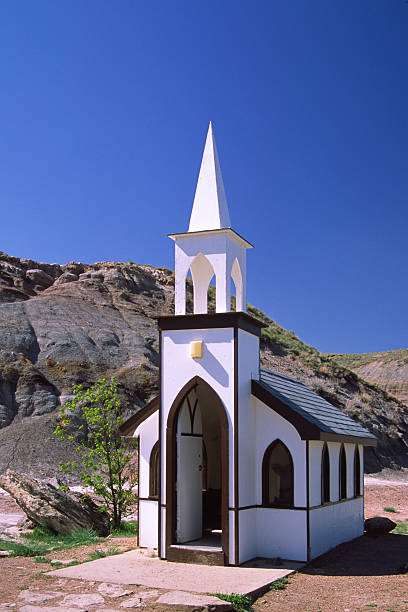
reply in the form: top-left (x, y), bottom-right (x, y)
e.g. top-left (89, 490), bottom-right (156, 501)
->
top-left (212, 593), bottom-right (252, 612)
top-left (269, 577), bottom-right (289, 590)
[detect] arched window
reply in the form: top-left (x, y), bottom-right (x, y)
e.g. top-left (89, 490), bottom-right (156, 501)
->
top-left (149, 441), bottom-right (160, 499)
top-left (321, 443), bottom-right (330, 504)
top-left (262, 440), bottom-right (294, 507)
top-left (339, 444), bottom-right (347, 500)
top-left (354, 446), bottom-right (361, 497)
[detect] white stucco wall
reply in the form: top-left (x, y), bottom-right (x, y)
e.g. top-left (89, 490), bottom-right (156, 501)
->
top-left (135, 411), bottom-right (159, 549)
top-left (256, 509), bottom-right (308, 561)
top-left (139, 500), bottom-right (158, 548)
top-left (237, 329), bottom-right (259, 508)
top-left (309, 441), bottom-right (324, 507)
top-left (309, 497), bottom-right (364, 558)
top-left (239, 509), bottom-right (258, 563)
top-left (135, 411), bottom-right (159, 499)
top-left (254, 398), bottom-right (307, 507)
top-left (328, 443), bottom-right (340, 502)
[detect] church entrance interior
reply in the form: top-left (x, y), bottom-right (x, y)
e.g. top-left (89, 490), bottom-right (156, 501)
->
top-left (172, 383), bottom-right (226, 553)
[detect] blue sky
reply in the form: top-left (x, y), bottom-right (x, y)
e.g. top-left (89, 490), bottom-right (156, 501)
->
top-left (0, 1), bottom-right (407, 354)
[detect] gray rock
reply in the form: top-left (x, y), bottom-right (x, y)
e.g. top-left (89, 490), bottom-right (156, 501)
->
top-left (364, 516), bottom-right (397, 534)
top-left (26, 269), bottom-right (54, 287)
top-left (17, 591), bottom-right (60, 604)
top-left (120, 591), bottom-right (159, 608)
top-left (97, 583), bottom-right (134, 598)
top-left (0, 550), bottom-right (10, 556)
top-left (19, 606), bottom-right (83, 612)
top-left (54, 272), bottom-right (78, 285)
top-left (0, 470), bottom-right (110, 536)
top-left (61, 593), bottom-right (105, 607)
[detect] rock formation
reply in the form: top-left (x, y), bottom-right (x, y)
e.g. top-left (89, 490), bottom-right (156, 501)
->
top-left (0, 469), bottom-right (110, 535)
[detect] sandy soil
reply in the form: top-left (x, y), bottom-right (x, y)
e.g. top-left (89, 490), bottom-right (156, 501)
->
top-left (0, 477), bottom-right (407, 611)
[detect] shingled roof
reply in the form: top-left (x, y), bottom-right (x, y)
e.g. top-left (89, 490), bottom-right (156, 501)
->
top-left (252, 368), bottom-right (376, 445)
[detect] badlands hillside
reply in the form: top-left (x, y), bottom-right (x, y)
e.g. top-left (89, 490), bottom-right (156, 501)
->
top-left (0, 251), bottom-right (407, 477)
top-left (330, 350), bottom-right (408, 405)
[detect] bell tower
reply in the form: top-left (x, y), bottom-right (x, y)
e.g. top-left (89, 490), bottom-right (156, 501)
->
top-left (169, 122), bottom-right (252, 315)
top-left (158, 122), bottom-right (264, 566)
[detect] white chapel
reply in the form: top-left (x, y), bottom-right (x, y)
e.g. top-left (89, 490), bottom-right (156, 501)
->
top-left (121, 123), bottom-right (376, 566)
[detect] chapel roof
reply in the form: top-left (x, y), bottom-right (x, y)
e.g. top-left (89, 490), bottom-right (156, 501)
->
top-left (253, 368), bottom-right (376, 445)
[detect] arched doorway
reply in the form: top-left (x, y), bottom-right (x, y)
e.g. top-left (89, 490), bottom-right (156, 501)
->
top-left (166, 376), bottom-right (229, 564)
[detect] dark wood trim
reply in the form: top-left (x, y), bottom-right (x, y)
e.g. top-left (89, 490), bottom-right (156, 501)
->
top-left (139, 496), bottom-right (159, 502)
top-left (234, 327), bottom-right (239, 566)
top-left (167, 545), bottom-right (225, 566)
top-left (252, 381), bottom-right (377, 446)
top-left (354, 444), bottom-right (361, 497)
top-left (320, 432), bottom-right (376, 446)
top-left (165, 376), bottom-right (229, 566)
top-left (306, 440), bottom-right (311, 562)
top-left (321, 442), bottom-right (330, 504)
top-left (157, 311), bottom-right (265, 337)
top-left (339, 443), bottom-right (347, 500)
top-left (149, 441), bottom-right (160, 499)
top-left (231, 504), bottom-right (308, 511)
top-left (158, 329), bottom-right (162, 558)
top-left (252, 380), bottom-right (321, 440)
top-left (309, 495), bottom-right (363, 511)
top-left (180, 432), bottom-right (203, 437)
top-left (119, 395), bottom-right (160, 436)
top-left (261, 439), bottom-right (294, 508)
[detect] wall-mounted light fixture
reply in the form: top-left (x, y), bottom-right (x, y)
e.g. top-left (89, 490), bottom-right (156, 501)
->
top-left (190, 341), bottom-right (202, 359)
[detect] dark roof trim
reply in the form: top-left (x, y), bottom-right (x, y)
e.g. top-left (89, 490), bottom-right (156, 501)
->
top-left (252, 380), bottom-right (376, 446)
top-left (252, 379), bottom-right (321, 440)
top-left (119, 396), bottom-right (159, 436)
top-left (157, 312), bottom-right (266, 337)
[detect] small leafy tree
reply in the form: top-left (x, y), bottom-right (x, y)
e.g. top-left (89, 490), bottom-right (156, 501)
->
top-left (54, 378), bottom-right (137, 530)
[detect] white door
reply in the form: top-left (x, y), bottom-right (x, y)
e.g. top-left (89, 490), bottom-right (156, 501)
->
top-left (177, 436), bottom-right (202, 543)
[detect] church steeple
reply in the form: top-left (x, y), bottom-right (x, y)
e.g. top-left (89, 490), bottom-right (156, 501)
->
top-left (169, 123), bottom-right (252, 316)
top-left (188, 122), bottom-right (231, 232)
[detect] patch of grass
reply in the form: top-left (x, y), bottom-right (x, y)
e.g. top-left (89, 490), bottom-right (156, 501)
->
top-left (212, 592), bottom-right (252, 612)
top-left (392, 521), bottom-right (408, 535)
top-left (110, 520), bottom-right (138, 537)
top-left (0, 538), bottom-right (49, 558)
top-left (34, 556), bottom-right (53, 564)
top-left (384, 506), bottom-right (397, 513)
top-left (86, 545), bottom-right (121, 561)
top-left (23, 526), bottom-right (100, 550)
top-left (269, 577), bottom-right (289, 590)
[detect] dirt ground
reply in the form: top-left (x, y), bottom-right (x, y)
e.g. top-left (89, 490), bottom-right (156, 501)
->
top-left (0, 475), bottom-right (407, 611)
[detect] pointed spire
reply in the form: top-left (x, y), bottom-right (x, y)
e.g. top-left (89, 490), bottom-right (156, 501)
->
top-left (188, 122), bottom-right (231, 232)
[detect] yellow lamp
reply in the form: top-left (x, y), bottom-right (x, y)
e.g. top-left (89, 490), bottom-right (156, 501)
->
top-left (190, 341), bottom-right (202, 359)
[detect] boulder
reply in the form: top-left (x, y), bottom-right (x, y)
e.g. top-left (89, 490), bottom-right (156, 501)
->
top-left (25, 269), bottom-right (54, 287)
top-left (54, 273), bottom-right (78, 285)
top-left (364, 516), bottom-right (397, 535)
top-left (0, 470), bottom-right (110, 536)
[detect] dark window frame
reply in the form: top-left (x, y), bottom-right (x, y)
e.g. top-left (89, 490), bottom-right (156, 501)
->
top-left (354, 445), bottom-right (361, 497)
top-left (149, 441), bottom-right (160, 500)
top-left (321, 443), bottom-right (330, 504)
top-left (262, 439), bottom-right (294, 508)
top-left (339, 444), bottom-right (347, 500)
